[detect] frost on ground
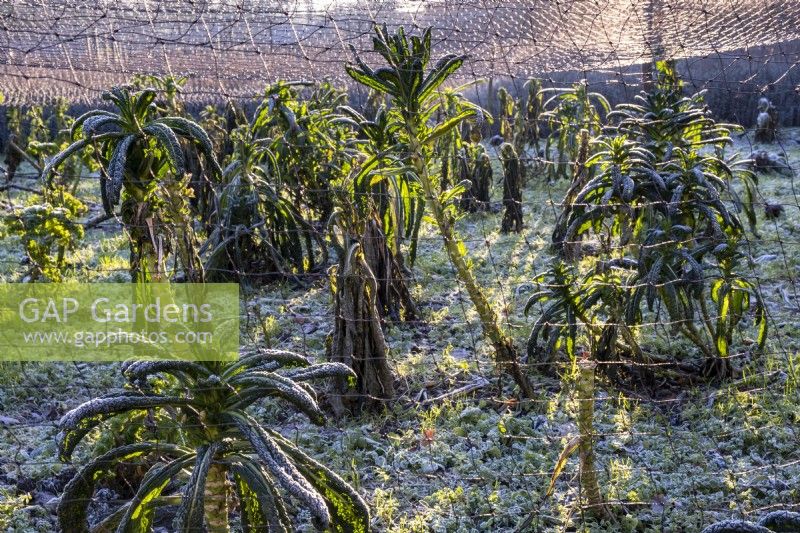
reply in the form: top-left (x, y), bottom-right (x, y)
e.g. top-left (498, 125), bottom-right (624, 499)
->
top-left (1, 130), bottom-right (799, 532)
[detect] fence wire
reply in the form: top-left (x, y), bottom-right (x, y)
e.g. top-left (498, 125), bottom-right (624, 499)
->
top-left (1, 2), bottom-right (800, 532)
top-left (1, 1), bottom-right (800, 119)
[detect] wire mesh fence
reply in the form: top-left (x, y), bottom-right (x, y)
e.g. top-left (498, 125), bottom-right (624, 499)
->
top-left (1, 1), bottom-right (800, 119)
top-left (1, 1), bottom-right (800, 532)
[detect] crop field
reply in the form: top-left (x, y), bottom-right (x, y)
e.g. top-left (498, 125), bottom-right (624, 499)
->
top-left (1, 21), bottom-right (800, 533)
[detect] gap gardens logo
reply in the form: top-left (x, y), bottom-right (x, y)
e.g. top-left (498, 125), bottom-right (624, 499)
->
top-left (0, 283), bottom-right (239, 361)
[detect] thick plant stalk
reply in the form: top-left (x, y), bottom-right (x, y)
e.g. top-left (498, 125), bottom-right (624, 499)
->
top-left (473, 152), bottom-right (492, 209)
top-left (576, 358), bottom-right (608, 518)
top-left (407, 125), bottom-right (534, 398)
top-left (499, 143), bottom-right (523, 233)
top-left (361, 218), bottom-right (417, 321)
top-left (459, 147), bottom-right (492, 212)
top-left (497, 87), bottom-right (515, 143)
top-left (204, 463), bottom-right (230, 533)
top-left (328, 243), bottom-right (395, 414)
top-left (754, 97), bottom-right (778, 143)
top-left (525, 79), bottom-right (543, 153)
top-left (164, 175), bottom-right (205, 282)
top-left (552, 129), bottom-right (591, 258)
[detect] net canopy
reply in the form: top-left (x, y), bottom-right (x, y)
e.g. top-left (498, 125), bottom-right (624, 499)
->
top-left (3, 4), bottom-right (800, 532)
top-left (1, 0), bottom-right (800, 105)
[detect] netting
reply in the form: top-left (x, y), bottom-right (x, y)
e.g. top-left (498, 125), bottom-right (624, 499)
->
top-left (1, 2), bottom-right (800, 532)
top-left (2, 0), bottom-right (800, 108)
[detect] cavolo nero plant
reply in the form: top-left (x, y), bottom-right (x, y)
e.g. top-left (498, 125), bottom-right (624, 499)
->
top-left (42, 86), bottom-right (222, 282)
top-left (57, 350), bottom-right (369, 532)
top-left (252, 81), bottom-right (355, 226)
top-left (27, 99), bottom-right (100, 192)
top-left (4, 105), bottom-right (50, 181)
top-left (132, 74), bottom-right (219, 223)
top-left (494, 82), bottom-right (545, 180)
top-left (496, 87), bottom-right (529, 160)
top-left (203, 124), bottom-right (326, 282)
top-left (325, 103), bottom-right (422, 411)
top-left (432, 83), bottom-right (492, 211)
top-left (528, 62), bottom-right (766, 382)
top-left (523, 78), bottom-right (544, 153)
top-left (435, 82), bottom-right (489, 198)
top-left (458, 135), bottom-right (493, 212)
top-left (333, 103), bottom-right (420, 318)
top-left (346, 25), bottom-right (534, 397)
top-left (541, 80), bottom-right (609, 182)
top-left (498, 142), bottom-right (524, 233)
